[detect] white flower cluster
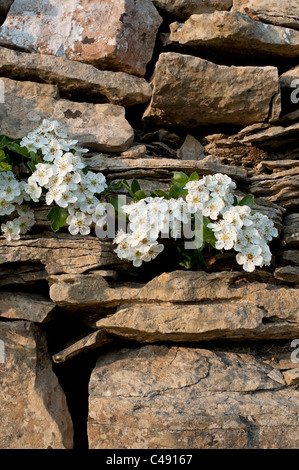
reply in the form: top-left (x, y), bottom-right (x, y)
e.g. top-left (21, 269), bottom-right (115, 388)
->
top-left (114, 173), bottom-right (278, 272)
top-left (114, 196), bottom-right (189, 267)
top-left (208, 206), bottom-right (277, 272)
top-left (21, 120), bottom-right (108, 236)
top-left (187, 173), bottom-right (278, 272)
top-left (0, 171), bottom-right (35, 240)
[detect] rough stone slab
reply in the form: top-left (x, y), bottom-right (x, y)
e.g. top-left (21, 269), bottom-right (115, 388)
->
top-left (170, 11), bottom-right (299, 58)
top-left (0, 321), bottom-right (73, 448)
top-left (283, 368), bottom-right (299, 386)
top-left (0, 292), bottom-right (55, 322)
top-left (94, 290), bottom-right (299, 342)
top-left (143, 53), bottom-right (280, 127)
top-left (0, 264), bottom-right (48, 287)
top-left (241, 123), bottom-right (299, 146)
top-left (281, 251), bottom-right (299, 266)
top-left (177, 135), bottom-right (206, 160)
top-left (274, 266), bottom-right (299, 284)
top-left (232, 0), bottom-right (299, 30)
top-left (0, 0), bottom-right (162, 77)
top-left (249, 169), bottom-right (299, 208)
top-left (52, 330), bottom-right (113, 363)
top-left (88, 345), bottom-right (299, 449)
top-left (0, 77), bottom-right (134, 152)
top-left (88, 154), bottom-right (248, 181)
top-left (0, 47), bottom-right (152, 106)
top-left (0, 232), bottom-right (124, 276)
top-left (153, 0), bottom-right (232, 20)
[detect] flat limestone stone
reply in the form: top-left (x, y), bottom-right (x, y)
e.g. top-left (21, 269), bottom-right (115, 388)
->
top-left (88, 345), bottom-right (299, 448)
top-left (0, 0), bottom-right (162, 76)
top-left (0, 321), bottom-right (73, 448)
top-left (0, 78), bottom-right (134, 152)
top-left (170, 11), bottom-right (299, 59)
top-left (143, 53), bottom-right (280, 127)
top-left (232, 0), bottom-right (299, 30)
top-left (0, 47), bottom-right (152, 106)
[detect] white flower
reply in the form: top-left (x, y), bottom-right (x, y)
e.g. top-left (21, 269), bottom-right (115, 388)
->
top-left (67, 212), bottom-right (92, 236)
top-left (202, 196), bottom-right (225, 220)
top-left (56, 189), bottom-right (77, 208)
top-left (1, 220), bottom-right (21, 240)
top-left (82, 171), bottom-right (107, 194)
top-left (236, 245), bottom-right (264, 272)
top-left (222, 207), bottom-right (245, 231)
top-left (24, 182), bottom-right (42, 202)
top-left (214, 225), bottom-right (237, 250)
top-left (54, 153), bottom-right (74, 176)
top-left (45, 185), bottom-right (67, 205)
top-left (63, 172), bottom-right (81, 191)
top-left (0, 198), bottom-right (15, 216)
top-left (0, 180), bottom-right (21, 201)
top-left (141, 243), bottom-right (164, 261)
top-left (18, 214), bottom-right (35, 234)
top-left (186, 190), bottom-right (209, 213)
top-left (32, 163), bottom-right (53, 187)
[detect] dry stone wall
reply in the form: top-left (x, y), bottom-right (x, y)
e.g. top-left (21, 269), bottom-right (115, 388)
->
top-left (0, 0), bottom-right (298, 449)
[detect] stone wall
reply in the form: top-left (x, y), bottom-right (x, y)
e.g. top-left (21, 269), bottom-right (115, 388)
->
top-left (0, 0), bottom-right (298, 449)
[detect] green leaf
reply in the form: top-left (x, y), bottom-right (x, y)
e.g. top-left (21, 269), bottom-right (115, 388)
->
top-left (153, 190), bottom-right (170, 199)
top-left (0, 161), bottom-right (12, 171)
top-left (0, 135), bottom-right (13, 150)
top-left (7, 142), bottom-right (32, 159)
top-left (82, 165), bottom-right (90, 175)
top-left (108, 180), bottom-right (122, 190)
top-left (131, 179), bottom-right (141, 195)
top-left (122, 179), bottom-right (134, 197)
top-left (169, 185), bottom-right (188, 199)
top-left (133, 190), bottom-right (147, 202)
top-left (238, 194), bottom-right (255, 208)
top-left (46, 207), bottom-right (68, 232)
top-left (189, 172), bottom-right (199, 181)
top-left (233, 195), bottom-right (239, 206)
top-left (27, 161), bottom-right (37, 173)
top-left (171, 171), bottom-right (189, 188)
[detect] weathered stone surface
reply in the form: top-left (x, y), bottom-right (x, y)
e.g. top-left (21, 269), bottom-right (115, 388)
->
top-left (143, 53), bottom-right (280, 127)
top-left (0, 264), bottom-right (48, 287)
top-left (249, 168), bottom-right (299, 208)
top-left (0, 47), bottom-right (152, 106)
top-left (52, 330), bottom-right (113, 363)
top-left (280, 66), bottom-right (299, 89)
top-left (281, 251), bottom-right (299, 266)
top-left (0, 292), bottom-right (55, 322)
top-left (49, 270), bottom-right (278, 309)
top-left (283, 368), bottom-right (299, 386)
top-left (153, 0), bottom-right (232, 19)
top-left (88, 154), bottom-right (248, 181)
top-left (0, 321), bottom-right (73, 448)
top-left (0, 0), bottom-right (162, 77)
top-left (170, 12), bottom-right (299, 58)
top-left (120, 145), bottom-right (147, 159)
top-left (50, 271), bottom-right (299, 342)
top-left (0, 232), bottom-right (124, 276)
top-left (88, 345), bottom-right (299, 449)
top-left (274, 266), bottom-right (299, 284)
top-left (281, 214), bottom-right (299, 248)
top-left (240, 123), bottom-right (299, 146)
top-left (95, 287), bottom-right (299, 341)
top-left (232, 0), bottom-right (299, 30)
top-left (0, 78), bottom-right (134, 152)
top-left (177, 135), bottom-right (206, 160)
